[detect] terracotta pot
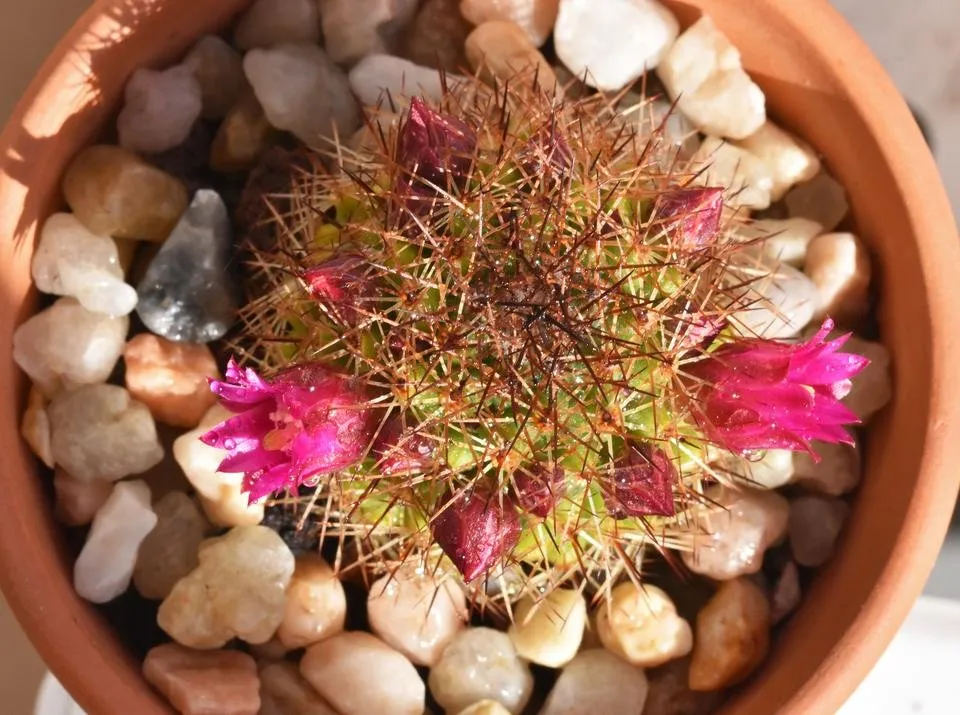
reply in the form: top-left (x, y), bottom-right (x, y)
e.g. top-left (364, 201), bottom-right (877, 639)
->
top-left (0, 1), bottom-right (957, 713)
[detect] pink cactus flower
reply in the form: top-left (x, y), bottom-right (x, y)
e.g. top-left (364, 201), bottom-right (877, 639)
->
top-left (512, 465), bottom-right (565, 518)
top-left (301, 253), bottom-right (376, 326)
top-left (201, 358), bottom-right (376, 503)
top-left (654, 186), bottom-right (724, 250)
top-left (603, 443), bottom-right (676, 519)
top-left (689, 318), bottom-right (869, 456)
top-left (431, 489), bottom-right (521, 582)
top-left (396, 96), bottom-right (477, 195)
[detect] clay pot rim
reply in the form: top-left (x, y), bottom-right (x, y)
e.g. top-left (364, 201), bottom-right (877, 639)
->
top-left (0, 1), bottom-right (958, 714)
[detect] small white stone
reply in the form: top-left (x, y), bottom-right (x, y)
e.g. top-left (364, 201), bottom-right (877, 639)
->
top-left (657, 15), bottom-right (765, 139)
top-left (320, 0), bottom-right (420, 65)
top-left (682, 485), bottom-right (789, 580)
top-left (793, 441), bottom-right (862, 496)
top-left (461, 0), bottom-right (558, 47)
top-left (429, 627), bottom-right (534, 714)
top-left (276, 554), bottom-right (348, 650)
top-left (367, 565), bottom-right (468, 666)
top-left (841, 336), bottom-right (892, 422)
top-left (595, 582), bottom-right (692, 668)
top-left (733, 121), bottom-right (821, 201)
top-left (785, 170), bottom-right (850, 231)
top-left (554, 0), bottom-right (679, 91)
top-left (31, 213), bottom-right (137, 317)
top-left (541, 648), bottom-right (649, 715)
top-left (74, 480), bottom-right (157, 603)
top-left (300, 631), bottom-right (426, 715)
top-left (803, 232), bottom-right (872, 326)
top-left (49, 384), bottom-right (164, 482)
top-left (712, 448), bottom-right (796, 490)
top-left (691, 137), bottom-right (774, 211)
top-left (233, 0), bottom-right (321, 50)
top-left (244, 44), bottom-right (360, 148)
top-left (13, 297), bottom-right (129, 398)
top-left (349, 54), bottom-right (465, 109)
top-left (21, 385), bottom-right (54, 468)
top-left (789, 495), bottom-right (849, 567)
top-left (183, 35), bottom-right (248, 120)
top-left (173, 404), bottom-right (265, 527)
top-left (729, 257), bottom-right (819, 339)
top-left (507, 587), bottom-right (586, 668)
top-left (117, 66), bottom-right (203, 154)
top-left (735, 217), bottom-right (824, 267)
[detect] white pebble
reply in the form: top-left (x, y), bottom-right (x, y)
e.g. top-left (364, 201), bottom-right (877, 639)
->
top-left (13, 297), bottom-right (129, 397)
top-left (785, 169), bottom-right (850, 231)
top-left (349, 54), bottom-right (465, 109)
top-left (735, 217), bottom-right (824, 267)
top-left (117, 66), bottom-right (203, 154)
top-left (682, 485), bottom-right (789, 580)
top-left (554, 0), bottom-right (678, 91)
top-left (596, 582), bottom-right (691, 668)
top-left (657, 15), bottom-right (765, 139)
top-left (74, 480), bottom-right (157, 603)
top-left (711, 448), bottom-right (795, 490)
top-left (789, 495), bottom-right (849, 567)
top-left (461, 0), bottom-right (559, 47)
top-left (31, 213), bottom-right (137, 317)
top-left (320, 0), bottom-right (420, 65)
top-left (276, 554), bottom-right (348, 650)
top-left (541, 649), bottom-right (649, 715)
top-left (429, 627), bottom-right (534, 714)
top-left (367, 565), bottom-right (467, 666)
top-left (243, 44), bottom-right (360, 148)
top-left (173, 404), bottom-right (265, 527)
top-left (183, 35), bottom-right (248, 120)
top-left (732, 121), bottom-right (821, 201)
top-left (841, 336), bottom-right (892, 422)
top-left (507, 588), bottom-right (586, 668)
top-left (729, 258), bottom-right (819, 338)
top-left (48, 384), bottom-right (164, 482)
top-left (803, 232), bottom-right (872, 325)
top-left (233, 0), bottom-right (321, 50)
top-left (793, 441), bottom-right (862, 496)
top-left (691, 137), bottom-right (774, 210)
top-left (300, 631), bottom-right (426, 715)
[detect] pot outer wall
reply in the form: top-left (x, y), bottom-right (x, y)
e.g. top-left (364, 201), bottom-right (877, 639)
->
top-left (0, 1), bottom-right (957, 714)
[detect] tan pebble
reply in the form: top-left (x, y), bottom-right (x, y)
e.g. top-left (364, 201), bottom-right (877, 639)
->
top-left (210, 92), bottom-right (275, 173)
top-left (259, 661), bottom-right (338, 715)
top-left (276, 554), bottom-right (348, 650)
top-left (507, 587), bottom-right (586, 668)
top-left (62, 145), bottom-right (188, 242)
top-left (143, 642), bottom-right (260, 715)
top-left (804, 231), bottom-right (872, 326)
top-left (732, 121), bottom-right (821, 201)
top-left (249, 636), bottom-right (289, 663)
top-left (123, 333), bottom-right (219, 429)
top-left (53, 467), bottom-right (113, 526)
top-left (688, 578), bottom-right (770, 691)
top-left (596, 582), bottom-right (692, 668)
top-left (21, 385), bottom-right (53, 468)
top-left (465, 21), bottom-right (558, 93)
top-left (402, 0), bottom-right (473, 71)
top-left (456, 700), bottom-right (513, 715)
top-left (113, 237), bottom-right (139, 274)
top-left (642, 657), bottom-right (723, 715)
top-left (460, 0), bottom-right (559, 47)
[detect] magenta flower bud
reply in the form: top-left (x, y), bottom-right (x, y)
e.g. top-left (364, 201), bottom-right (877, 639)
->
top-left (431, 489), bottom-right (521, 582)
top-left (372, 416), bottom-right (437, 476)
top-left (603, 443), bottom-right (677, 519)
top-left (396, 96), bottom-right (477, 194)
top-left (519, 124), bottom-right (573, 177)
top-left (689, 318), bottom-right (870, 456)
top-left (512, 465), bottom-right (565, 518)
top-left (654, 186), bottom-right (724, 250)
top-left (301, 253), bottom-right (375, 326)
top-left (201, 358), bottom-right (376, 503)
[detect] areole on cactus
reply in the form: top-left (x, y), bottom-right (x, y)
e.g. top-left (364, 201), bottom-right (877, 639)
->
top-left (206, 69), bottom-right (868, 607)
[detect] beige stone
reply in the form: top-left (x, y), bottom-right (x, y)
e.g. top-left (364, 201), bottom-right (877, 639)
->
top-left (595, 582), bottom-right (692, 668)
top-left (210, 92), bottom-right (275, 173)
top-left (259, 662), bottom-right (338, 715)
top-left (402, 0), bottom-right (472, 71)
top-left (460, 0), bottom-right (559, 46)
top-left (507, 587), bottom-right (586, 668)
top-left (21, 384), bottom-right (53, 468)
top-left (143, 643), bottom-right (260, 715)
top-left (465, 21), bottom-right (558, 92)
top-left (133, 492), bottom-right (211, 600)
top-left (276, 554), bottom-right (348, 650)
top-left (53, 467), bottom-right (112, 526)
top-left (803, 231), bottom-right (872, 326)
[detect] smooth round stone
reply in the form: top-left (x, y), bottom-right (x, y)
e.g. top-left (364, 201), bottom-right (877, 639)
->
top-left (259, 662), bottom-right (338, 715)
top-left (464, 21), bottom-right (557, 91)
top-left (595, 582), bottom-right (692, 668)
top-left (507, 587), bottom-right (586, 668)
top-left (300, 631), bottom-right (425, 715)
top-left (804, 231), bottom-right (872, 326)
top-left (688, 579), bottom-right (770, 691)
top-left (20, 385), bottom-right (53, 469)
top-left (320, 0), bottom-right (420, 65)
top-left (183, 35), bottom-right (248, 120)
top-left (233, 0), bottom-right (321, 50)
top-left (276, 554), bottom-right (348, 650)
top-left (401, 0), bottom-right (472, 71)
top-left (554, 0), bottom-right (678, 90)
top-left (13, 297), bottom-right (129, 398)
top-left (841, 335), bottom-right (892, 422)
top-left (691, 137), bottom-right (774, 211)
top-left (62, 144), bottom-right (189, 242)
top-left (49, 384), bottom-right (164, 482)
top-left (682, 485), bottom-right (789, 580)
top-left (788, 495), bottom-right (849, 567)
top-left (732, 121), bottom-right (821, 201)
top-left (540, 649), bottom-right (649, 715)
top-left (74, 480), bottom-right (158, 603)
top-left (642, 657), bottom-right (722, 715)
top-left (785, 169), bottom-right (850, 232)
top-left (123, 333), bottom-right (220, 428)
top-left (143, 643), bottom-right (261, 715)
top-left (456, 701), bottom-right (512, 715)
top-left (158, 526), bottom-right (295, 649)
top-left (711, 448), bottom-right (796, 490)
top-left (53, 467), bottom-right (113, 526)
top-left (730, 258), bottom-right (819, 339)
top-left (133, 491), bottom-right (211, 600)
top-left (734, 217), bottom-right (824, 267)
top-left (210, 92), bottom-right (275, 173)
top-left (793, 441), bottom-right (861, 496)
top-left (429, 627), bottom-right (533, 714)
top-left (117, 66), bottom-right (203, 154)
top-left (461, 0), bottom-right (559, 47)
top-left (349, 54), bottom-right (464, 109)
top-left (31, 212), bottom-right (137, 317)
